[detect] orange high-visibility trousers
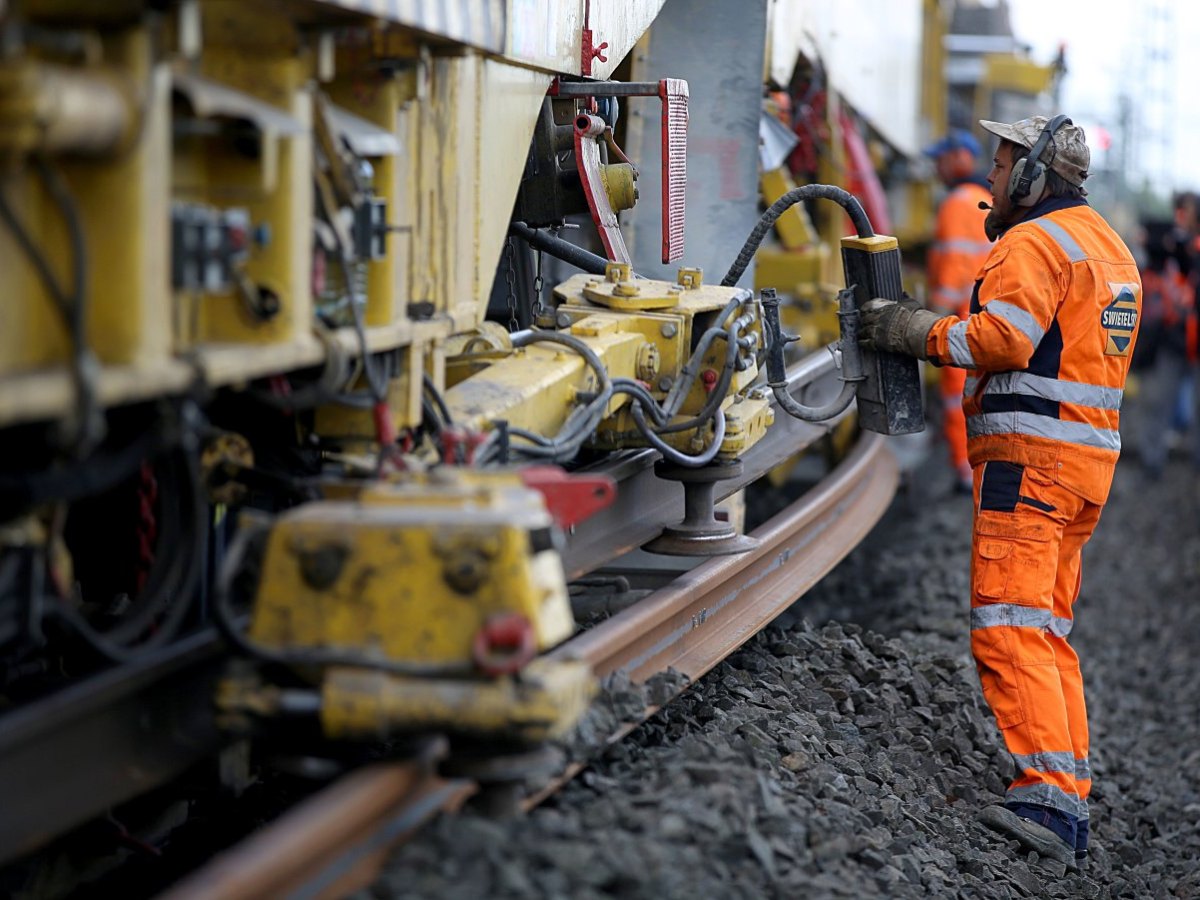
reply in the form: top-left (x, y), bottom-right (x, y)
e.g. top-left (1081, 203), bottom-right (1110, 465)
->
top-left (970, 460), bottom-right (1100, 835)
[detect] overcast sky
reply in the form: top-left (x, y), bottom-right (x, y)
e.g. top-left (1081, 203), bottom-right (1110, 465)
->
top-left (1005, 0), bottom-right (1192, 193)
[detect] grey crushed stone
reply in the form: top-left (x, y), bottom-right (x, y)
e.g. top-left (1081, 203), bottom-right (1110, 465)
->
top-left (364, 401), bottom-right (1200, 899)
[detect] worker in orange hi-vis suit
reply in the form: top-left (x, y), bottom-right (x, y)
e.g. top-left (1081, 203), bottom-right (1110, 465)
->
top-left (859, 116), bottom-right (1141, 874)
top-left (925, 130), bottom-right (994, 492)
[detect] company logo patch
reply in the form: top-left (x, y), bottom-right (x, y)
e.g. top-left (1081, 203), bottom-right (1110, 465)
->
top-left (1102, 283), bottom-right (1139, 356)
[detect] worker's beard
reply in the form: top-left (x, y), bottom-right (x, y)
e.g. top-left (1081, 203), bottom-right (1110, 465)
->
top-left (983, 208), bottom-right (1008, 243)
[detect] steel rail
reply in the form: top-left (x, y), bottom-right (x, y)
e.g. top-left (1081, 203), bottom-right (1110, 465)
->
top-left (158, 741), bottom-right (473, 900)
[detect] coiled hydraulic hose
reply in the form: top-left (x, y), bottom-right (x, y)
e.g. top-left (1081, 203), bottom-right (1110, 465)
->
top-left (631, 403), bottom-right (726, 467)
top-left (760, 287), bottom-right (866, 422)
top-left (40, 444), bottom-right (206, 663)
top-left (719, 183), bottom-right (877, 424)
top-left (720, 184), bottom-right (872, 288)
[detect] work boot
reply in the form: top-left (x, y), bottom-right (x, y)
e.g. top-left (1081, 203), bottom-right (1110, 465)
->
top-left (1075, 819), bottom-right (1090, 873)
top-left (980, 805), bottom-right (1079, 871)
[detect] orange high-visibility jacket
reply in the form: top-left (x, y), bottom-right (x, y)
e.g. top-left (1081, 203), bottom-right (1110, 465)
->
top-left (928, 181), bottom-right (993, 316)
top-left (926, 198), bottom-right (1142, 505)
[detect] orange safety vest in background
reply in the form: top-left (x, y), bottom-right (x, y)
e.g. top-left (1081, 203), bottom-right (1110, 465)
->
top-left (928, 180), bottom-right (993, 482)
top-left (925, 198), bottom-right (1142, 505)
top-left (928, 180), bottom-right (993, 316)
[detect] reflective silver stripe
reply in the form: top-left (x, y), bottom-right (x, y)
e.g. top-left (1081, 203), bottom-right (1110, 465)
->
top-left (1013, 751), bottom-right (1078, 776)
top-left (1047, 616), bottom-right (1073, 638)
top-left (964, 375), bottom-right (979, 396)
top-left (971, 604), bottom-right (1074, 636)
top-left (984, 372), bottom-right (1123, 411)
top-left (1076, 756), bottom-right (1092, 782)
top-left (1033, 219), bottom-right (1088, 263)
top-left (983, 300), bottom-right (1045, 348)
top-left (1006, 783), bottom-right (1087, 819)
top-left (967, 411), bottom-right (1122, 452)
top-left (947, 319), bottom-right (975, 367)
top-left (935, 239), bottom-right (993, 255)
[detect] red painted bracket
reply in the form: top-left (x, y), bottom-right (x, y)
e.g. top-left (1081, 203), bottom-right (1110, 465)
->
top-left (574, 112), bottom-right (632, 263)
top-left (519, 465), bottom-right (617, 530)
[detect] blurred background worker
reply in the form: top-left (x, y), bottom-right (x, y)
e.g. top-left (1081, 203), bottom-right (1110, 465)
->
top-left (925, 130), bottom-right (993, 492)
top-left (1136, 192), bottom-right (1199, 478)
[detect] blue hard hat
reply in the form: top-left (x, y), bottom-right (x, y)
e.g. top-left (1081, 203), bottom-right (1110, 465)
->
top-left (924, 129), bottom-right (980, 158)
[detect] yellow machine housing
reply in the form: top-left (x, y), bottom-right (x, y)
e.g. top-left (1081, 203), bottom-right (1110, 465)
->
top-left (241, 469), bottom-right (594, 742)
top-left (440, 263), bottom-right (774, 462)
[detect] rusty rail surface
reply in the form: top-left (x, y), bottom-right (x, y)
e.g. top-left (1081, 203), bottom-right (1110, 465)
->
top-left (158, 743), bottom-right (473, 900)
top-left (158, 431), bottom-right (897, 898)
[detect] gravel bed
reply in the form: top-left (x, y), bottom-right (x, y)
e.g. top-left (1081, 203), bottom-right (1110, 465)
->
top-left (365, 404), bottom-right (1200, 899)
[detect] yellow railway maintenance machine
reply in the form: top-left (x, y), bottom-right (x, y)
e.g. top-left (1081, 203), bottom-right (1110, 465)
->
top-left (0, 0), bottom-right (921, 874)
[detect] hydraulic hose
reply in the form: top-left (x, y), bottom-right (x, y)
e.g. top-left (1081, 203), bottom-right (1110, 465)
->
top-left (42, 446), bottom-right (206, 662)
top-left (509, 221), bottom-right (612, 276)
top-left (721, 184), bottom-right (873, 288)
top-left (760, 287), bottom-right (866, 422)
top-left (660, 293), bottom-right (748, 420)
top-left (631, 403), bottom-right (726, 468)
top-left (655, 308), bottom-right (753, 435)
top-left (506, 330), bottom-right (614, 462)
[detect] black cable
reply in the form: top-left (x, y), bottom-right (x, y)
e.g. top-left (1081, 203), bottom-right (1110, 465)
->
top-left (0, 189), bottom-right (72, 324)
top-left (98, 449), bottom-right (205, 645)
top-left (509, 221), bottom-right (611, 276)
top-left (655, 305), bottom-right (756, 437)
top-left (505, 330), bottom-right (614, 462)
top-left (0, 428), bottom-right (164, 519)
top-left (41, 448), bottom-right (206, 662)
top-left (721, 184), bottom-right (873, 288)
top-left (422, 373), bottom-right (453, 427)
top-left (311, 175), bottom-right (388, 406)
top-left (630, 403), bottom-right (726, 467)
top-left (0, 159), bottom-right (102, 453)
top-left (660, 294), bottom-right (746, 418)
top-left (611, 378), bottom-right (669, 426)
top-left (32, 159), bottom-right (86, 347)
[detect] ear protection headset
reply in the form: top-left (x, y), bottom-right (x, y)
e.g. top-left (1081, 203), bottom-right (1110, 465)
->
top-left (1008, 114), bottom-right (1072, 207)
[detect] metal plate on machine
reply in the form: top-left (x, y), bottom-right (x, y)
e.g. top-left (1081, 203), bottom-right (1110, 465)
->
top-left (303, 0), bottom-right (507, 54)
top-left (173, 71), bottom-right (306, 135)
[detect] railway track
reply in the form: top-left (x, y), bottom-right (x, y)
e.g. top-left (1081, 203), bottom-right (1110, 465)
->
top-left (159, 429), bottom-right (898, 899)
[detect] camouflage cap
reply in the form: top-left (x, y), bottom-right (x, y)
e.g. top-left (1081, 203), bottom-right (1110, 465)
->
top-left (979, 115), bottom-right (1090, 186)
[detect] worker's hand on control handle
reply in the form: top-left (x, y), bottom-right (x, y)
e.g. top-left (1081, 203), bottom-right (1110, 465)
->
top-left (859, 298), bottom-right (941, 360)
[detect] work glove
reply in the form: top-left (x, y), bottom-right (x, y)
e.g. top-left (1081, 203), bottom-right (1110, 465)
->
top-left (859, 298), bottom-right (943, 360)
